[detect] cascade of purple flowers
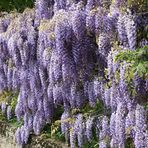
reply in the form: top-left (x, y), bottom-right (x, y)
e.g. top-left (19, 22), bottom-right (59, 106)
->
top-left (0, 0), bottom-right (147, 147)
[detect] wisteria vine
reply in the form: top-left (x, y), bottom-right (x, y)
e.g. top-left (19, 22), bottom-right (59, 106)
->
top-left (0, 0), bottom-right (147, 148)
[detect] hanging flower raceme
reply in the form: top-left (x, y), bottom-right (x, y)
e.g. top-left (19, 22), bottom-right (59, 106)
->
top-left (7, 105), bottom-right (12, 120)
top-left (85, 117), bottom-right (94, 142)
top-left (72, 9), bottom-right (86, 41)
top-left (124, 14), bottom-right (137, 50)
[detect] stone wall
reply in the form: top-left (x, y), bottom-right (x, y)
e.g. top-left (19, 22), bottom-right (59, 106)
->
top-left (25, 136), bottom-right (69, 148)
top-left (0, 121), bottom-right (69, 148)
top-left (0, 121), bottom-right (19, 148)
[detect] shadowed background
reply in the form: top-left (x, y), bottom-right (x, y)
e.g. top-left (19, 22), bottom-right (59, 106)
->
top-left (0, 0), bottom-right (35, 12)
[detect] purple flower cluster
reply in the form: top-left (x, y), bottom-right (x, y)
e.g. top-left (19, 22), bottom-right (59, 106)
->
top-left (15, 126), bottom-right (30, 145)
top-left (86, 117), bottom-right (94, 142)
top-left (7, 105), bottom-right (12, 120)
top-left (1, 102), bottom-right (6, 114)
top-left (0, 0), bottom-right (147, 148)
top-left (61, 111), bottom-right (71, 141)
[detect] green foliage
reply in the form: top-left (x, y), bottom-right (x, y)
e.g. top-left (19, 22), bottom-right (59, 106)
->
top-left (83, 139), bottom-right (99, 148)
top-left (116, 46), bottom-right (148, 79)
top-left (144, 102), bottom-right (148, 110)
top-left (40, 124), bottom-right (52, 139)
top-left (51, 124), bottom-right (65, 142)
top-left (54, 105), bottom-right (64, 121)
top-left (0, 91), bottom-right (13, 104)
top-left (10, 93), bottom-right (18, 112)
top-left (0, 0), bottom-right (35, 12)
top-left (125, 138), bottom-right (135, 148)
top-left (8, 117), bottom-right (24, 127)
top-left (40, 107), bottom-right (66, 143)
top-left (0, 91), bottom-right (18, 105)
top-left (0, 109), bottom-right (7, 121)
top-left (127, 0), bottom-right (148, 13)
top-left (72, 100), bottom-right (107, 119)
